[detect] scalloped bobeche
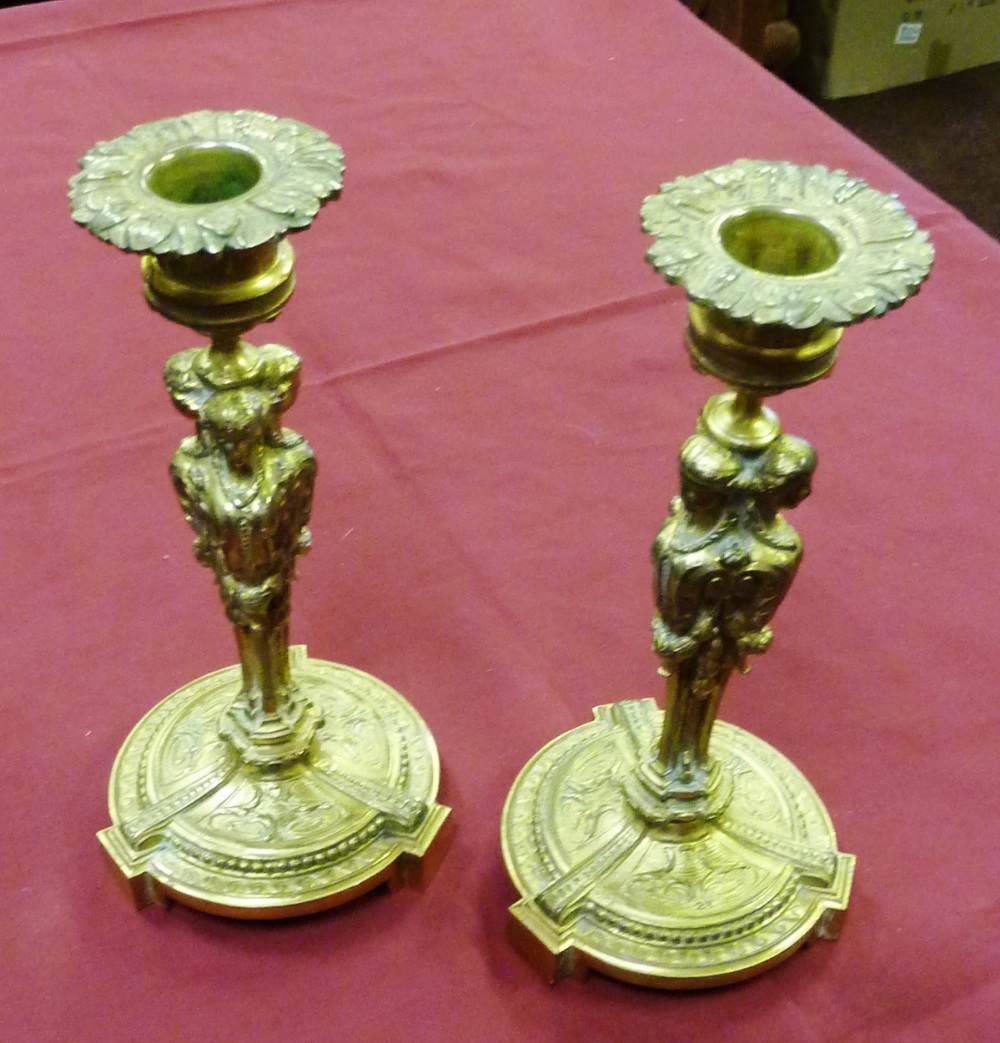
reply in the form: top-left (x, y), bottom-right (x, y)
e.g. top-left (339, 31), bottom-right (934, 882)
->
top-left (68, 109), bottom-right (345, 255)
top-left (641, 159), bottom-right (933, 329)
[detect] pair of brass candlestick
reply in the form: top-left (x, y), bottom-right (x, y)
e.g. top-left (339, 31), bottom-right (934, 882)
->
top-left (70, 113), bottom-right (931, 984)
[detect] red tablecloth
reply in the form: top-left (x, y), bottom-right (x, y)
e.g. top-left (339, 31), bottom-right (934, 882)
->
top-left (2, 1), bottom-right (998, 1039)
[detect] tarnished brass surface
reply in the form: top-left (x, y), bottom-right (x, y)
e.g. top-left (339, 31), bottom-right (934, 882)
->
top-left (503, 705), bottom-right (854, 988)
top-left (501, 160), bottom-right (932, 986)
top-left (99, 648), bottom-right (448, 917)
top-left (71, 111), bottom-right (448, 917)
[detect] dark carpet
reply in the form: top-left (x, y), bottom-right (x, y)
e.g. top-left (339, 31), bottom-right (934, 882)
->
top-left (812, 62), bottom-right (1000, 241)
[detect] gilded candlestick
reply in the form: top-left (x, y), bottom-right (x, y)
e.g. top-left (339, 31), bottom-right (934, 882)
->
top-left (70, 111), bottom-right (449, 918)
top-left (501, 160), bottom-right (932, 987)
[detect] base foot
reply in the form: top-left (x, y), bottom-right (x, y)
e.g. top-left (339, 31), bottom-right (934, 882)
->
top-left (501, 699), bottom-right (854, 988)
top-left (100, 646), bottom-right (449, 919)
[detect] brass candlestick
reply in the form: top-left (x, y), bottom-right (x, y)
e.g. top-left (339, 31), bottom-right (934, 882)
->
top-left (70, 111), bottom-right (449, 918)
top-left (501, 160), bottom-right (932, 987)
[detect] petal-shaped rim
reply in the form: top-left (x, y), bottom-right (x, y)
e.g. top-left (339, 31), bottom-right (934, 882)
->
top-left (641, 160), bottom-right (933, 329)
top-left (69, 110), bottom-right (344, 255)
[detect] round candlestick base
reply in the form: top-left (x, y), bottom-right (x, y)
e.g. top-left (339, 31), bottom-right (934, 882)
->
top-left (501, 699), bottom-right (854, 989)
top-left (99, 646), bottom-right (450, 919)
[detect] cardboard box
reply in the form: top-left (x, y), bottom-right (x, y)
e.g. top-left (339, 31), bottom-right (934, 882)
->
top-left (790, 0), bottom-right (1000, 98)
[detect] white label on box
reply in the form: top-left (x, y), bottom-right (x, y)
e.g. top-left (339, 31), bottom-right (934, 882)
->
top-left (895, 22), bottom-right (923, 45)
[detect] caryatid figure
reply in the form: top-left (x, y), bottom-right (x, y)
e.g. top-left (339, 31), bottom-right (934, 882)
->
top-left (650, 423), bottom-right (817, 812)
top-left (170, 384), bottom-right (317, 737)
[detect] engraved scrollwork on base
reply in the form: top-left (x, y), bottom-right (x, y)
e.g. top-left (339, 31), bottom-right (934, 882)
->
top-left (99, 649), bottom-right (449, 917)
top-left (501, 701), bottom-right (854, 988)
